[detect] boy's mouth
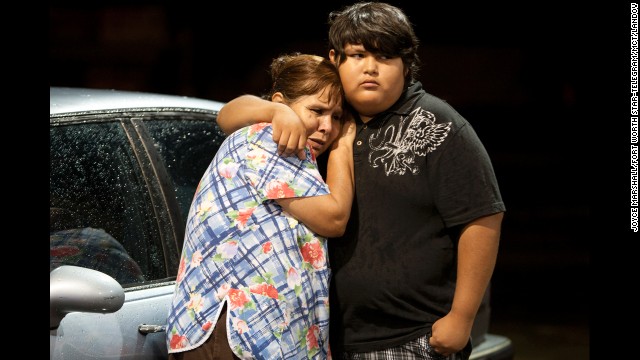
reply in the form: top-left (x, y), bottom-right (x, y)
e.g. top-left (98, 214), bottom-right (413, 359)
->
top-left (361, 79), bottom-right (379, 89)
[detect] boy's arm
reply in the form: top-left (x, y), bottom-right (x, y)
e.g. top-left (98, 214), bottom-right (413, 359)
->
top-left (217, 95), bottom-right (308, 158)
top-left (429, 212), bottom-right (503, 356)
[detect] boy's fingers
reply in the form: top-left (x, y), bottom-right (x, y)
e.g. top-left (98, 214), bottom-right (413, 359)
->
top-left (297, 137), bottom-right (307, 160)
top-left (274, 128), bottom-right (307, 159)
top-left (281, 136), bottom-right (301, 157)
top-left (276, 131), bottom-right (292, 156)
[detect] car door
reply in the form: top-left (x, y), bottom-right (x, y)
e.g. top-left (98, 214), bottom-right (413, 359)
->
top-left (50, 112), bottom-right (225, 359)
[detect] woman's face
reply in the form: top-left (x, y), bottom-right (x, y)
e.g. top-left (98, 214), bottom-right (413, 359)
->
top-left (286, 86), bottom-right (343, 156)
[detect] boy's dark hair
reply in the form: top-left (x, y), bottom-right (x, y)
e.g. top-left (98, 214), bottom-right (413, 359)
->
top-left (328, 2), bottom-right (421, 84)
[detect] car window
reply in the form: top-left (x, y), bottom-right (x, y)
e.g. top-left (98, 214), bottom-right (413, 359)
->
top-left (144, 118), bottom-right (226, 222)
top-left (50, 121), bottom-right (166, 286)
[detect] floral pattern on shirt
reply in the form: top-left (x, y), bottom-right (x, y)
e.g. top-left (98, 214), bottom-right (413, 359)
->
top-left (166, 123), bottom-right (332, 359)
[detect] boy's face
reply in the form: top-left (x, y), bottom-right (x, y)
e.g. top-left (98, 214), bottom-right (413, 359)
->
top-left (330, 44), bottom-right (405, 122)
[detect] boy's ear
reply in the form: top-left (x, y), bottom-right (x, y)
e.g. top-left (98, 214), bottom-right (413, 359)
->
top-left (329, 49), bottom-right (337, 65)
top-left (271, 92), bottom-right (285, 103)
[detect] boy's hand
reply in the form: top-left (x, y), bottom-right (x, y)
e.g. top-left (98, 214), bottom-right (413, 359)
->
top-left (428, 312), bottom-right (474, 357)
top-left (271, 105), bottom-right (308, 159)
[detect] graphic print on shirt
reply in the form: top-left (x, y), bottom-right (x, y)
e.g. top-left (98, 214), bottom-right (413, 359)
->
top-left (368, 107), bottom-right (451, 176)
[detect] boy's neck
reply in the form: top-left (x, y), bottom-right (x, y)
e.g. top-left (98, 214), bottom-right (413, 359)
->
top-left (360, 114), bottom-right (373, 123)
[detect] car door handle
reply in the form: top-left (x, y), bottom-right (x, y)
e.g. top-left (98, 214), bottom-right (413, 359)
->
top-left (138, 324), bottom-right (167, 334)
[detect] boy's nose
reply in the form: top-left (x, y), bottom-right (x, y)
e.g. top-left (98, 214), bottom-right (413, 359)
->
top-left (364, 56), bottom-right (378, 74)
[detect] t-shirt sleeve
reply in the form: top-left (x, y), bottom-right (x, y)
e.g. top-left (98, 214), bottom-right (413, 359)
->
top-left (244, 125), bottom-right (329, 202)
top-left (432, 121), bottom-right (506, 227)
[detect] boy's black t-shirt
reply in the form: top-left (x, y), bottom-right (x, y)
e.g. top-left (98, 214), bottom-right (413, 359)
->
top-left (328, 81), bottom-right (506, 353)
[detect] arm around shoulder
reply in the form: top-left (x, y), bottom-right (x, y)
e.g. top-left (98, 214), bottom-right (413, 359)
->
top-left (217, 95), bottom-right (309, 158)
top-left (217, 95), bottom-right (279, 134)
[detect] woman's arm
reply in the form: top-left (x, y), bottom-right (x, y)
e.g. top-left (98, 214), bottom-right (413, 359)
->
top-left (275, 119), bottom-right (356, 237)
top-left (217, 95), bottom-right (308, 158)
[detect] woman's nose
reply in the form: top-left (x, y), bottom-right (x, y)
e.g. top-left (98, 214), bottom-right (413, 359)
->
top-left (317, 116), bottom-right (333, 133)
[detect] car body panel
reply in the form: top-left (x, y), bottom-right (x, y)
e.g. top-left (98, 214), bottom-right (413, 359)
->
top-left (50, 282), bottom-right (175, 359)
top-left (470, 334), bottom-right (514, 360)
top-left (50, 87), bottom-right (223, 117)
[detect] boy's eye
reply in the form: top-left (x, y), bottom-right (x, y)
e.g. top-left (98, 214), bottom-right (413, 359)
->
top-left (377, 54), bottom-right (396, 61)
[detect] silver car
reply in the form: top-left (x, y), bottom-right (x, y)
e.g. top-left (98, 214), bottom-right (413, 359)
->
top-left (49, 87), bottom-right (513, 359)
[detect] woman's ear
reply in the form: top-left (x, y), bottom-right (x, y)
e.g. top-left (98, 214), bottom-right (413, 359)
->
top-left (271, 92), bottom-right (285, 104)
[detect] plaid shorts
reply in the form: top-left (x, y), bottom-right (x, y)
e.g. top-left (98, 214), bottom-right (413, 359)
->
top-left (340, 333), bottom-right (472, 360)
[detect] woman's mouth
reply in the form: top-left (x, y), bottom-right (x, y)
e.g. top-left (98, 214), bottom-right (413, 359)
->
top-left (308, 138), bottom-right (325, 151)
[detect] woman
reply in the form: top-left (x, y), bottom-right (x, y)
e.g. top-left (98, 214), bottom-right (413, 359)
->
top-left (166, 53), bottom-right (355, 359)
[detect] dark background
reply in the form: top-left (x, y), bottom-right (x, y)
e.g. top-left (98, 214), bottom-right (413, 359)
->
top-left (51, 1), bottom-right (613, 358)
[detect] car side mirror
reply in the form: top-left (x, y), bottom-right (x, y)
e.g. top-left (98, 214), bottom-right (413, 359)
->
top-left (50, 265), bottom-right (125, 329)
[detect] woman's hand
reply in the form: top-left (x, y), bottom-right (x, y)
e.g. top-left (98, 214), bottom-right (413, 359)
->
top-left (330, 113), bottom-right (356, 151)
